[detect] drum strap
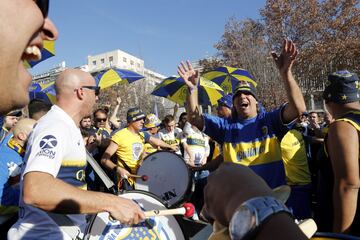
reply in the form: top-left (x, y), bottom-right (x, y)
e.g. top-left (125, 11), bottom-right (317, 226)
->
top-left (47, 212), bottom-right (83, 240)
top-left (86, 150), bottom-right (117, 194)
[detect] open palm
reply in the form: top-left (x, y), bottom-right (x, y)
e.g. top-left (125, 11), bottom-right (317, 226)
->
top-left (177, 60), bottom-right (199, 89)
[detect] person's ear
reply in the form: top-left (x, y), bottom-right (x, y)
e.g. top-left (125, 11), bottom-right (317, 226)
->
top-left (17, 132), bottom-right (27, 142)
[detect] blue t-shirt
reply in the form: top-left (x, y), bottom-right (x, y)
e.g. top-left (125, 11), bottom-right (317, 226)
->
top-left (0, 133), bottom-right (22, 207)
top-left (203, 106), bottom-right (291, 188)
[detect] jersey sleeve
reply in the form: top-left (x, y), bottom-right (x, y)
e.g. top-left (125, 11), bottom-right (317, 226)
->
top-left (23, 124), bottom-right (67, 177)
top-left (141, 131), bottom-right (151, 143)
top-left (265, 103), bottom-right (295, 138)
top-left (203, 114), bottom-right (226, 144)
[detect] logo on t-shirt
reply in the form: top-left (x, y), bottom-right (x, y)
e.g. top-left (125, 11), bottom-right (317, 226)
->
top-left (36, 135), bottom-right (57, 159)
top-left (40, 135), bottom-right (58, 149)
top-left (132, 143), bottom-right (143, 161)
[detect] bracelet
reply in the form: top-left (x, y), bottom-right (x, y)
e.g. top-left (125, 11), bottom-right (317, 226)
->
top-left (188, 86), bottom-right (196, 93)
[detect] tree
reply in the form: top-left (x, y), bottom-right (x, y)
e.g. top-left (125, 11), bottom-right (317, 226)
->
top-left (208, 18), bottom-right (287, 109)
top-left (201, 0), bottom-right (359, 110)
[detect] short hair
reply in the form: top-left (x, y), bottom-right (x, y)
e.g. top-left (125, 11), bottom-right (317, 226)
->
top-left (81, 115), bottom-right (91, 120)
top-left (163, 115), bottom-right (175, 124)
top-left (179, 112), bottom-right (187, 121)
top-left (28, 100), bottom-right (51, 119)
top-left (93, 108), bottom-right (108, 118)
top-left (309, 111), bottom-right (318, 116)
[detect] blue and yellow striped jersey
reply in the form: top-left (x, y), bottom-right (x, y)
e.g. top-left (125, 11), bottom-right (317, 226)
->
top-left (203, 106), bottom-right (291, 188)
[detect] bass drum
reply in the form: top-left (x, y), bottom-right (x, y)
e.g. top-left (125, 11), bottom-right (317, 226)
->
top-left (135, 151), bottom-right (193, 207)
top-left (84, 190), bottom-right (185, 240)
top-left (311, 232), bottom-right (360, 240)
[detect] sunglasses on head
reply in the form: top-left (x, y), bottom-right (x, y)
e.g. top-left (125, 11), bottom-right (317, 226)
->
top-left (81, 86), bottom-right (100, 96)
top-left (35, 0), bottom-right (49, 18)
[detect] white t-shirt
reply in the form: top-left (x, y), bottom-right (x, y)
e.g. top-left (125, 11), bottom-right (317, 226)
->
top-left (158, 127), bottom-right (183, 155)
top-left (9, 105), bottom-right (87, 240)
top-left (182, 122), bottom-right (210, 165)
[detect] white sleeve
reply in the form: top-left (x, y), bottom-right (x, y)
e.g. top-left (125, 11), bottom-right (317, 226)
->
top-left (23, 124), bottom-right (67, 177)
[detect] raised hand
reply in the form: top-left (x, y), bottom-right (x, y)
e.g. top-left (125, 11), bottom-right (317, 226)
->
top-left (177, 60), bottom-right (199, 89)
top-left (271, 39), bottom-right (298, 75)
top-left (116, 96), bottom-right (121, 105)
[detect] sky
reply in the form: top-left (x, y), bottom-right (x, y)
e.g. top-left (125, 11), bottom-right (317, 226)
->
top-left (31, 0), bottom-right (266, 77)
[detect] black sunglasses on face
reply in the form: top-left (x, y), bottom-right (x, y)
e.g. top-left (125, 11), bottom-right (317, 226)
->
top-left (95, 118), bottom-right (107, 122)
top-left (81, 86), bottom-right (100, 96)
top-left (35, 0), bottom-right (49, 18)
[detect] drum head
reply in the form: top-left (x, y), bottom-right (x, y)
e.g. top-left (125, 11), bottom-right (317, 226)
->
top-left (85, 191), bottom-right (185, 240)
top-left (135, 151), bottom-right (191, 207)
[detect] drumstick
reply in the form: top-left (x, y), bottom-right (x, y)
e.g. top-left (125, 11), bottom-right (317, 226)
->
top-left (145, 202), bottom-right (195, 218)
top-left (298, 218), bottom-right (317, 238)
top-left (127, 174), bottom-right (148, 181)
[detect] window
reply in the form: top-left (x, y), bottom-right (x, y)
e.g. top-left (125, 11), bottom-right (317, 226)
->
top-left (137, 63), bottom-right (140, 68)
top-left (101, 58), bottom-right (104, 64)
top-left (123, 57), bottom-right (127, 62)
top-left (130, 60), bottom-right (134, 65)
top-left (92, 60), bottom-right (96, 65)
top-left (109, 56), bottom-right (113, 62)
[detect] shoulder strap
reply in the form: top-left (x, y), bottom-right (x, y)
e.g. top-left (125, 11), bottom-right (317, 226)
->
top-left (85, 150), bottom-right (117, 194)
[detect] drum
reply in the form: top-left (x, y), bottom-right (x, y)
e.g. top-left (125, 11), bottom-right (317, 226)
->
top-left (135, 151), bottom-right (193, 207)
top-left (311, 232), bottom-right (360, 240)
top-left (84, 190), bottom-right (185, 240)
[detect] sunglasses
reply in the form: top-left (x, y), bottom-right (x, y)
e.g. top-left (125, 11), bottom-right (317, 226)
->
top-left (81, 86), bottom-right (100, 96)
top-left (95, 118), bottom-right (107, 122)
top-left (35, 0), bottom-right (49, 18)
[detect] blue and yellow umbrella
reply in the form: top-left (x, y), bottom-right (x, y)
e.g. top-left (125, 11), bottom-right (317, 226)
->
top-left (24, 40), bottom-right (56, 68)
top-left (202, 66), bottom-right (257, 94)
top-left (29, 81), bottom-right (56, 104)
top-left (95, 68), bottom-right (144, 89)
top-left (151, 76), bottom-right (224, 106)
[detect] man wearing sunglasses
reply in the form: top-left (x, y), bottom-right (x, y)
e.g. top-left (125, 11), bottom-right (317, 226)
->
top-left (0, 0), bottom-right (58, 115)
top-left (9, 69), bottom-right (145, 239)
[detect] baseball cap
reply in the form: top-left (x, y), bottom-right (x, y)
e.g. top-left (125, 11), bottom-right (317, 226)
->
top-left (127, 107), bottom-right (146, 123)
top-left (233, 81), bottom-right (258, 100)
top-left (323, 70), bottom-right (360, 104)
top-left (144, 113), bottom-right (161, 129)
top-left (217, 94), bottom-right (233, 109)
top-left (6, 109), bottom-right (22, 117)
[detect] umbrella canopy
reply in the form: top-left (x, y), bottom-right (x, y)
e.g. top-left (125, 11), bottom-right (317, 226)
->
top-left (202, 66), bottom-right (257, 94)
top-left (24, 40), bottom-right (56, 68)
top-left (151, 76), bottom-right (224, 106)
top-left (29, 81), bottom-right (56, 104)
top-left (95, 68), bottom-right (144, 89)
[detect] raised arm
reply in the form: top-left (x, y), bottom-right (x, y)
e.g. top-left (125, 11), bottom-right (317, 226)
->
top-left (109, 96), bottom-right (121, 129)
top-left (177, 61), bottom-right (204, 130)
top-left (271, 39), bottom-right (306, 123)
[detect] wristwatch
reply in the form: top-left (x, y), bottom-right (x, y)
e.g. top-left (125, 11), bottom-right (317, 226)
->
top-left (229, 196), bottom-right (292, 240)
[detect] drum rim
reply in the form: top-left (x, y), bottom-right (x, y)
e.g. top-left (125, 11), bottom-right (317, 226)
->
top-left (135, 151), bottom-right (193, 207)
top-left (313, 232), bottom-right (360, 239)
top-left (84, 189), bottom-right (187, 240)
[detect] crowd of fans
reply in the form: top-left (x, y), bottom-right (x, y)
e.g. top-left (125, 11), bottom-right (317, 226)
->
top-left (0, 1), bottom-right (359, 239)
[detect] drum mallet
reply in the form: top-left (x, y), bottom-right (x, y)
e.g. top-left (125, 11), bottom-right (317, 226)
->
top-left (145, 202), bottom-right (195, 218)
top-left (127, 174), bottom-right (149, 181)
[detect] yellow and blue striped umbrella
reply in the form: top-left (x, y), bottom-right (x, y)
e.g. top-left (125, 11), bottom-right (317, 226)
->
top-left (95, 68), bottom-right (144, 89)
top-left (29, 81), bottom-right (56, 104)
top-left (202, 66), bottom-right (257, 94)
top-left (24, 40), bottom-right (56, 68)
top-left (151, 76), bottom-right (224, 106)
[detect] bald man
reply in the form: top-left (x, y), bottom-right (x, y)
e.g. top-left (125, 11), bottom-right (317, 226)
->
top-left (0, 118), bottom-right (36, 209)
top-left (9, 69), bottom-right (144, 240)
